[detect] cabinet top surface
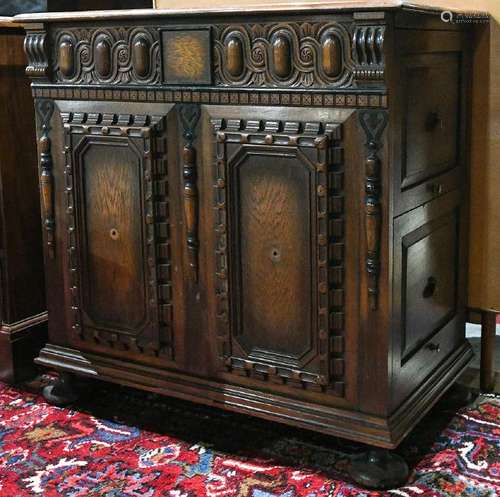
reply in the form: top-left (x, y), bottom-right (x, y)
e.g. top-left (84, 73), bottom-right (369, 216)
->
top-left (0, 16), bottom-right (23, 28)
top-left (14, 0), bottom-right (489, 23)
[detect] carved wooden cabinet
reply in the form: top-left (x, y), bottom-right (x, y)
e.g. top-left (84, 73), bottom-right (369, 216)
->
top-left (0, 19), bottom-right (47, 383)
top-left (19, 1), bottom-right (479, 480)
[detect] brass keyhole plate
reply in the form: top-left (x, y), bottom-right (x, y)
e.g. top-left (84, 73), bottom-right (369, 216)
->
top-left (110, 228), bottom-right (120, 240)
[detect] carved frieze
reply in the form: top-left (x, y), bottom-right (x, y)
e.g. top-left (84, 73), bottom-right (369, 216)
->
top-left (52, 27), bottom-right (161, 85)
top-left (213, 22), bottom-right (355, 88)
top-left (42, 19), bottom-right (385, 89)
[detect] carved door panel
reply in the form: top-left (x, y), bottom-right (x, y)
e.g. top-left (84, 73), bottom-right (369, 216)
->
top-left (61, 108), bottom-right (175, 362)
top-left (210, 113), bottom-right (346, 397)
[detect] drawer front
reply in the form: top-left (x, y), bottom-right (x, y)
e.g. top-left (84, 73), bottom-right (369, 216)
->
top-left (391, 192), bottom-right (466, 406)
top-left (396, 52), bottom-right (463, 214)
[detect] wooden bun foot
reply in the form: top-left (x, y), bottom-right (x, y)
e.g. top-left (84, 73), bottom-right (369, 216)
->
top-left (42, 372), bottom-right (79, 407)
top-left (349, 449), bottom-right (409, 490)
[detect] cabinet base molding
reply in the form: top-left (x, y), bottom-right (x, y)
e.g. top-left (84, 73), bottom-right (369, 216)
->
top-left (0, 312), bottom-right (48, 384)
top-left (36, 342), bottom-right (472, 449)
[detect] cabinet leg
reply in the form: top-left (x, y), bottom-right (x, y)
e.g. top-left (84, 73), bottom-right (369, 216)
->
top-left (480, 311), bottom-right (497, 393)
top-left (348, 449), bottom-right (409, 490)
top-left (42, 372), bottom-right (79, 407)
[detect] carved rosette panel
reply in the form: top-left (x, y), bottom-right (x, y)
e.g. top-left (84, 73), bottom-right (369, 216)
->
top-left (212, 118), bottom-right (345, 396)
top-left (53, 27), bottom-right (161, 85)
top-left (214, 22), bottom-right (355, 88)
top-left (62, 112), bottom-right (174, 359)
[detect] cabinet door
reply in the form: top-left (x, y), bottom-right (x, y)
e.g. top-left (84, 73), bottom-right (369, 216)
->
top-left (61, 105), bottom-right (176, 362)
top-left (207, 109), bottom-right (348, 398)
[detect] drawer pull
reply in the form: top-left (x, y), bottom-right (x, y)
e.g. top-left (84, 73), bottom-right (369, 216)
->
top-left (426, 342), bottom-right (441, 353)
top-left (426, 182), bottom-right (443, 196)
top-left (422, 276), bottom-right (437, 299)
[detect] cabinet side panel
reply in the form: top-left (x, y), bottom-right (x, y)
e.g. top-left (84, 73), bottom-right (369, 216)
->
top-left (0, 31), bottom-right (45, 324)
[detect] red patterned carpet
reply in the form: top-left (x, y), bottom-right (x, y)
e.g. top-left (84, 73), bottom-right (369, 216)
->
top-left (0, 377), bottom-right (498, 496)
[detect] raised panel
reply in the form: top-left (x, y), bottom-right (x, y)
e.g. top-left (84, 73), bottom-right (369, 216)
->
top-left (63, 111), bottom-right (174, 360)
top-left (213, 117), bottom-right (345, 395)
top-left (78, 140), bottom-right (145, 331)
top-left (402, 52), bottom-right (460, 188)
top-left (401, 210), bottom-right (458, 361)
top-left (233, 149), bottom-right (313, 359)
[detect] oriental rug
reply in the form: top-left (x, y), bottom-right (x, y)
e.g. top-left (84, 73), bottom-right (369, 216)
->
top-left (0, 377), bottom-right (497, 496)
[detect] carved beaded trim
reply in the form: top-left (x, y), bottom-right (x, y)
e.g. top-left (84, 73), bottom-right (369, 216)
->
top-left (62, 111), bottom-right (174, 358)
top-left (212, 118), bottom-right (345, 396)
top-left (32, 86), bottom-right (388, 108)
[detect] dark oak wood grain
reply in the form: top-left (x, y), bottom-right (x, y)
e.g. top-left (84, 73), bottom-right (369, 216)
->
top-left (20, 5), bottom-right (474, 464)
top-left (0, 26), bottom-right (47, 383)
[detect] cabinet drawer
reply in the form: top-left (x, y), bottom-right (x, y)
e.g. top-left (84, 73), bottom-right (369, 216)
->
top-left (391, 191), bottom-right (466, 406)
top-left (396, 52), bottom-right (463, 214)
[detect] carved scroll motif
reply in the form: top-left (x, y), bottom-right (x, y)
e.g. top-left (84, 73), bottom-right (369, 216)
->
top-left (36, 100), bottom-right (56, 259)
top-left (352, 26), bottom-right (386, 82)
top-left (359, 110), bottom-right (388, 311)
top-left (178, 104), bottom-right (202, 282)
top-left (52, 28), bottom-right (160, 85)
top-left (214, 22), bottom-right (354, 88)
top-left (24, 30), bottom-right (49, 78)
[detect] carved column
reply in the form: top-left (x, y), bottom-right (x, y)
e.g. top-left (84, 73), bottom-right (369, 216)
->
top-left (36, 100), bottom-right (56, 259)
top-left (178, 104), bottom-right (202, 282)
top-left (359, 110), bottom-right (388, 311)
